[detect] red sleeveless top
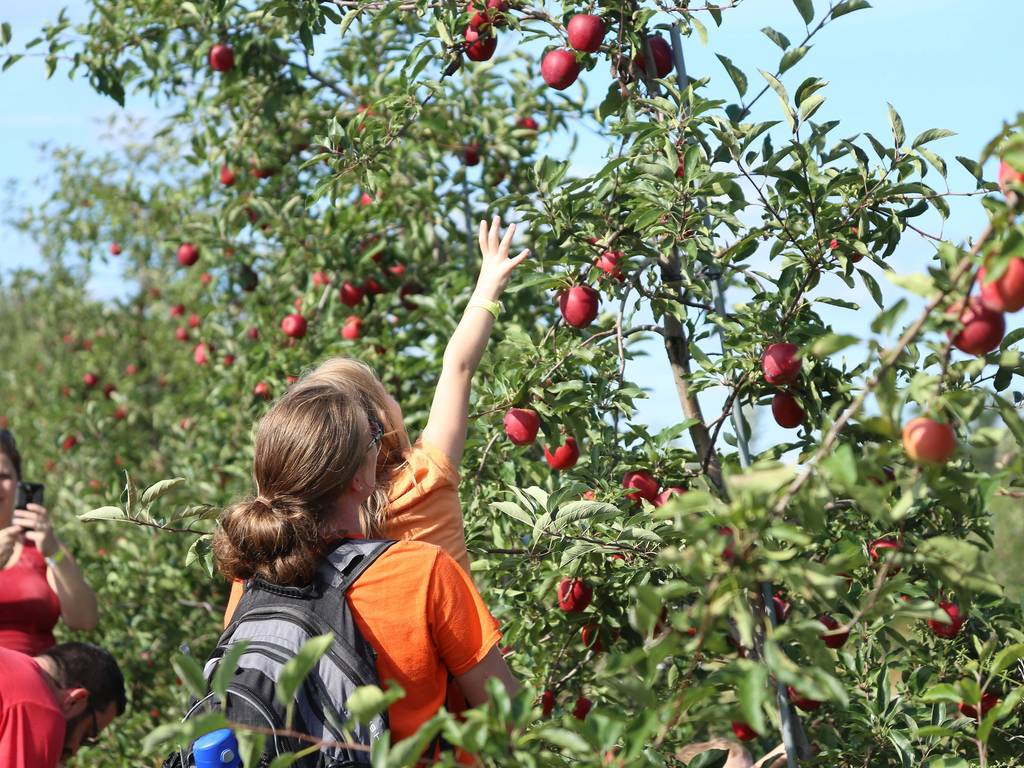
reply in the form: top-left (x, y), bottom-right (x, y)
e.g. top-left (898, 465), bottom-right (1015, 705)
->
top-left (0, 542), bottom-right (60, 654)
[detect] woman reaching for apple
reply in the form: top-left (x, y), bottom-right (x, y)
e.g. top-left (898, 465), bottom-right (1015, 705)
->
top-left (0, 428), bottom-right (99, 654)
top-left (223, 214), bottom-right (529, 625)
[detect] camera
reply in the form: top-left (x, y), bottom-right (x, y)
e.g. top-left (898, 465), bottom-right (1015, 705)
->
top-left (15, 482), bottom-right (45, 510)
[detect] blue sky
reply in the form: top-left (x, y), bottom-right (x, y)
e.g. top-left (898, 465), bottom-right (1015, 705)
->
top-left (2, 0), bottom-right (1022, 445)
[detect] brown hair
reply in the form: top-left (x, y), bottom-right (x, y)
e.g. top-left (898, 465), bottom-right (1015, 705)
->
top-left (298, 358), bottom-right (410, 535)
top-left (213, 383), bottom-right (375, 586)
top-left (0, 429), bottom-right (22, 480)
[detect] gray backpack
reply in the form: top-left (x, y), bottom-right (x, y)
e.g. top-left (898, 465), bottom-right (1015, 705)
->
top-left (167, 538), bottom-right (396, 768)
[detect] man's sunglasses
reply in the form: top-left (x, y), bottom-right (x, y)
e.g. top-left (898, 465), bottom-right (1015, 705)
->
top-left (81, 707), bottom-right (100, 747)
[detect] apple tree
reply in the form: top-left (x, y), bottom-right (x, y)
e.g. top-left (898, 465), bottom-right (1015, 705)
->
top-left (2, 0), bottom-right (1024, 765)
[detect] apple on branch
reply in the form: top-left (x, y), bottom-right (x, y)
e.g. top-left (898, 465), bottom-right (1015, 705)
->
top-left (504, 407), bottom-right (540, 445)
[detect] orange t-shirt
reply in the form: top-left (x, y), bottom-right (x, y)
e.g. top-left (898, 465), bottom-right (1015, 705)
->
top-left (345, 539), bottom-right (500, 743)
top-left (224, 441), bottom-right (469, 627)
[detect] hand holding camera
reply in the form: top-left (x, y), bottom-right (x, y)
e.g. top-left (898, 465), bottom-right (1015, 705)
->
top-left (12, 482), bottom-right (59, 559)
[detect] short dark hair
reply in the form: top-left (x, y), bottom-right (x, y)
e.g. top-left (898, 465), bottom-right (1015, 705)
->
top-left (40, 642), bottom-right (127, 716)
top-left (0, 428), bottom-right (21, 480)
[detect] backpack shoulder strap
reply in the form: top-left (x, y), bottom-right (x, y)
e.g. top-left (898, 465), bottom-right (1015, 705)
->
top-left (319, 538), bottom-right (397, 595)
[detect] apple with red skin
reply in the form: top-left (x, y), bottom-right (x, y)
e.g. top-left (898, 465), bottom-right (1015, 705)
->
top-left (341, 315), bottom-right (362, 340)
top-left (193, 343), bottom-right (210, 365)
top-left (103, 384), bottom-right (116, 399)
top-left (463, 143), bottom-right (481, 166)
top-left (113, 406), bottom-right (128, 421)
top-left (572, 696), bottom-right (593, 721)
top-left (869, 536), bottom-right (900, 561)
top-left (557, 577), bottom-right (593, 612)
top-left (949, 297), bottom-right (1005, 355)
top-left (223, 354), bottom-right (235, 367)
top-left (311, 270), bottom-right (331, 287)
top-left (901, 416), bottom-right (955, 465)
top-left (719, 526), bottom-right (736, 563)
top-left (517, 116), bottom-right (538, 131)
top-left (208, 43), bottom-right (235, 72)
top-left (541, 49), bottom-right (581, 90)
top-left (567, 14), bottom-right (606, 53)
top-left (652, 486), bottom-right (686, 507)
top-left (83, 372), bottom-right (99, 389)
top-left (559, 285), bottom-right (600, 327)
top-left (109, 242), bottom-right (122, 256)
top-left (467, 0), bottom-right (508, 28)
top-left (772, 592), bottom-right (791, 624)
top-left (464, 26), bottom-right (497, 62)
top-left (177, 242), bottom-right (199, 267)
top-left (174, 327), bottom-right (189, 342)
top-left (594, 250), bottom-right (625, 281)
top-left (544, 437), bottom-right (579, 470)
top-left (504, 407), bottom-right (540, 445)
top-left (125, 364), bottom-right (138, 376)
top-left (787, 686), bottom-right (821, 712)
top-left (359, 192), bottom-right (374, 207)
top-left (246, 326), bottom-right (259, 341)
top-left (219, 165), bottom-right (235, 186)
top-left (399, 282), bottom-right (423, 310)
top-left (928, 600), bottom-right (966, 639)
top-left (340, 281), bottom-right (364, 306)
top-left (761, 343), bottom-right (801, 385)
top-left (541, 689), bottom-right (556, 717)
top-left (581, 623), bottom-right (604, 653)
top-left (731, 721), bottom-right (757, 742)
top-left (997, 160), bottom-right (1024, 196)
top-left (62, 435), bottom-right (78, 452)
top-left (771, 392), bottom-right (804, 428)
top-left (634, 35), bottom-right (673, 78)
top-left (622, 470), bottom-right (659, 503)
top-left (281, 313), bottom-right (308, 339)
top-left (363, 277), bottom-right (384, 295)
top-left (253, 382), bottom-right (271, 400)
top-left (959, 691), bottom-right (999, 719)
top-left (818, 614), bottom-right (850, 649)
top-left (978, 257), bottom-right (1024, 312)
top-left (187, 312), bottom-right (200, 329)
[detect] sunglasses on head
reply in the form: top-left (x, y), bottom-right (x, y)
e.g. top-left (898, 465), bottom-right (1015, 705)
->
top-left (367, 413), bottom-right (384, 451)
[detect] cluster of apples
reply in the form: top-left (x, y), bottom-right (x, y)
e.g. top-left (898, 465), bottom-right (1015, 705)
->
top-left (503, 407), bottom-right (580, 469)
top-left (760, 342), bottom-right (805, 429)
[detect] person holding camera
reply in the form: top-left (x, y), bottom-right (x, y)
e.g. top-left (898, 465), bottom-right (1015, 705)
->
top-left (0, 429), bottom-right (98, 654)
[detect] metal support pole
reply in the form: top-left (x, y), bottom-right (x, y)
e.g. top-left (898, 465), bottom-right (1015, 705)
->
top-left (669, 24), bottom-right (808, 766)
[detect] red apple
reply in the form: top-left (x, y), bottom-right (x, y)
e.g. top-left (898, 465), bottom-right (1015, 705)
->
top-left (772, 592), bottom-right (791, 624)
top-left (124, 364), bottom-right (138, 376)
top-left (787, 686), bottom-right (821, 712)
top-left (463, 143), bottom-right (481, 166)
top-left (557, 577), bottom-right (593, 612)
top-left (187, 312), bottom-right (201, 329)
top-left (103, 384), bottom-right (116, 399)
top-left (731, 721), bottom-right (757, 742)
top-left (209, 43), bottom-right (235, 72)
top-left (113, 406), bottom-right (128, 421)
top-left (978, 257), bottom-right (1024, 312)
top-left (399, 282), bottom-right (422, 310)
top-left (761, 343), bottom-right (801, 385)
top-left (223, 354), bottom-right (235, 367)
top-left (928, 600), bottom-right (966, 639)
top-left (219, 165), bottom-right (235, 186)
top-left (997, 160), bottom-right (1024, 196)
top-left (541, 689), bottom-right (556, 717)
top-left (359, 192), bottom-right (374, 207)
top-left (958, 691), bottom-right (1000, 719)
top-left (594, 250), bottom-right (625, 281)
top-left (517, 116), bottom-right (539, 131)
top-left (312, 270), bottom-right (331, 287)
top-left (719, 526), bottom-right (736, 563)
top-left (818, 614), bottom-right (850, 649)
top-left (949, 298), bottom-right (1005, 355)
top-left (62, 435), bottom-right (78, 452)
top-left (567, 14), bottom-right (606, 53)
top-left (363, 277), bottom-right (384, 295)
top-left (246, 326), bottom-right (259, 341)
top-left (771, 392), bottom-right (804, 428)
top-left (253, 382), bottom-right (271, 400)
top-left (902, 416), bottom-right (955, 465)
top-left (340, 281), bottom-right (365, 306)
top-left (177, 242), bottom-right (199, 267)
top-left (544, 437), bottom-right (580, 470)
top-left (504, 407), bottom-right (540, 445)
top-left (572, 695), bottom-right (593, 721)
top-left (635, 35), bottom-right (673, 78)
top-left (541, 49), bottom-right (581, 90)
top-left (464, 26), bottom-right (497, 62)
top-left (622, 470), bottom-right (659, 503)
top-left (559, 285), bottom-right (600, 327)
top-left (83, 372), bottom-right (99, 389)
top-left (281, 313), bottom-right (308, 339)
top-left (652, 486), bottom-right (687, 507)
top-left (341, 315), bottom-right (362, 340)
top-left (581, 623), bottom-right (604, 653)
top-left (193, 343), bottom-right (211, 365)
top-left (109, 242), bottom-right (122, 256)
top-left (199, 272), bottom-right (212, 286)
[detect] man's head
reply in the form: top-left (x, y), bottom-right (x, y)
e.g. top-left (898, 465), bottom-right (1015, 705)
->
top-left (36, 642), bottom-right (127, 759)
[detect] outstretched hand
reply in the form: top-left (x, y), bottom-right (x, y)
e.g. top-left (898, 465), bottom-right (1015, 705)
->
top-left (474, 214), bottom-right (530, 302)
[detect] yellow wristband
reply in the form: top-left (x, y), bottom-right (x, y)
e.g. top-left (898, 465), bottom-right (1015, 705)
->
top-left (468, 299), bottom-right (501, 320)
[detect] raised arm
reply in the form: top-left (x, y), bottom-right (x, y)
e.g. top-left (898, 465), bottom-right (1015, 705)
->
top-left (420, 215), bottom-right (529, 465)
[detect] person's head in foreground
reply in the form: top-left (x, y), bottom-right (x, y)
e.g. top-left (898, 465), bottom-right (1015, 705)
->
top-left (213, 381), bottom-right (385, 585)
top-left (38, 641), bottom-right (127, 760)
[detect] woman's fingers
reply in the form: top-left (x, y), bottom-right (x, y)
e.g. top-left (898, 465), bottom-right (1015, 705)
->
top-left (499, 221), bottom-right (516, 253)
top-left (478, 219), bottom-right (489, 255)
top-left (489, 214), bottom-right (501, 252)
top-left (509, 248), bottom-right (530, 268)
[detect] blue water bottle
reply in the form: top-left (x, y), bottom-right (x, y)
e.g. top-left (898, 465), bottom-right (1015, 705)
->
top-left (192, 728), bottom-right (242, 768)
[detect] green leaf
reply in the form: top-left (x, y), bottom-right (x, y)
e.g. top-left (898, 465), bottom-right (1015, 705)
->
top-left (345, 684), bottom-right (406, 725)
top-left (737, 664), bottom-right (768, 735)
top-left (338, 9), bottom-right (359, 37)
top-left (831, 0), bottom-right (871, 19)
top-left (759, 70), bottom-right (794, 132)
top-left (761, 27), bottom-right (790, 50)
top-left (212, 641), bottom-right (251, 701)
top-left (141, 477), bottom-right (185, 506)
top-left (912, 128), bottom-right (956, 149)
top-left (821, 444), bottom-right (857, 486)
top-left (237, 732), bottom-right (267, 768)
top-left (79, 506), bottom-right (126, 521)
top-left (810, 333), bottom-right (858, 358)
top-left (491, 501), bottom-right (533, 528)
top-left (920, 683), bottom-right (960, 704)
top-left (171, 653), bottom-right (209, 701)
top-left (917, 537), bottom-right (1002, 596)
top-left (779, 46), bottom-right (810, 75)
top-left (885, 270), bottom-right (935, 297)
top-left (799, 93), bottom-right (826, 122)
top-left (887, 103), bottom-right (906, 147)
top-left (716, 54), bottom-right (747, 97)
top-left (990, 643), bottom-right (1024, 676)
top-left (0, 22), bottom-right (11, 46)
top-left (275, 634), bottom-right (334, 713)
top-left (793, 0), bottom-right (814, 24)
